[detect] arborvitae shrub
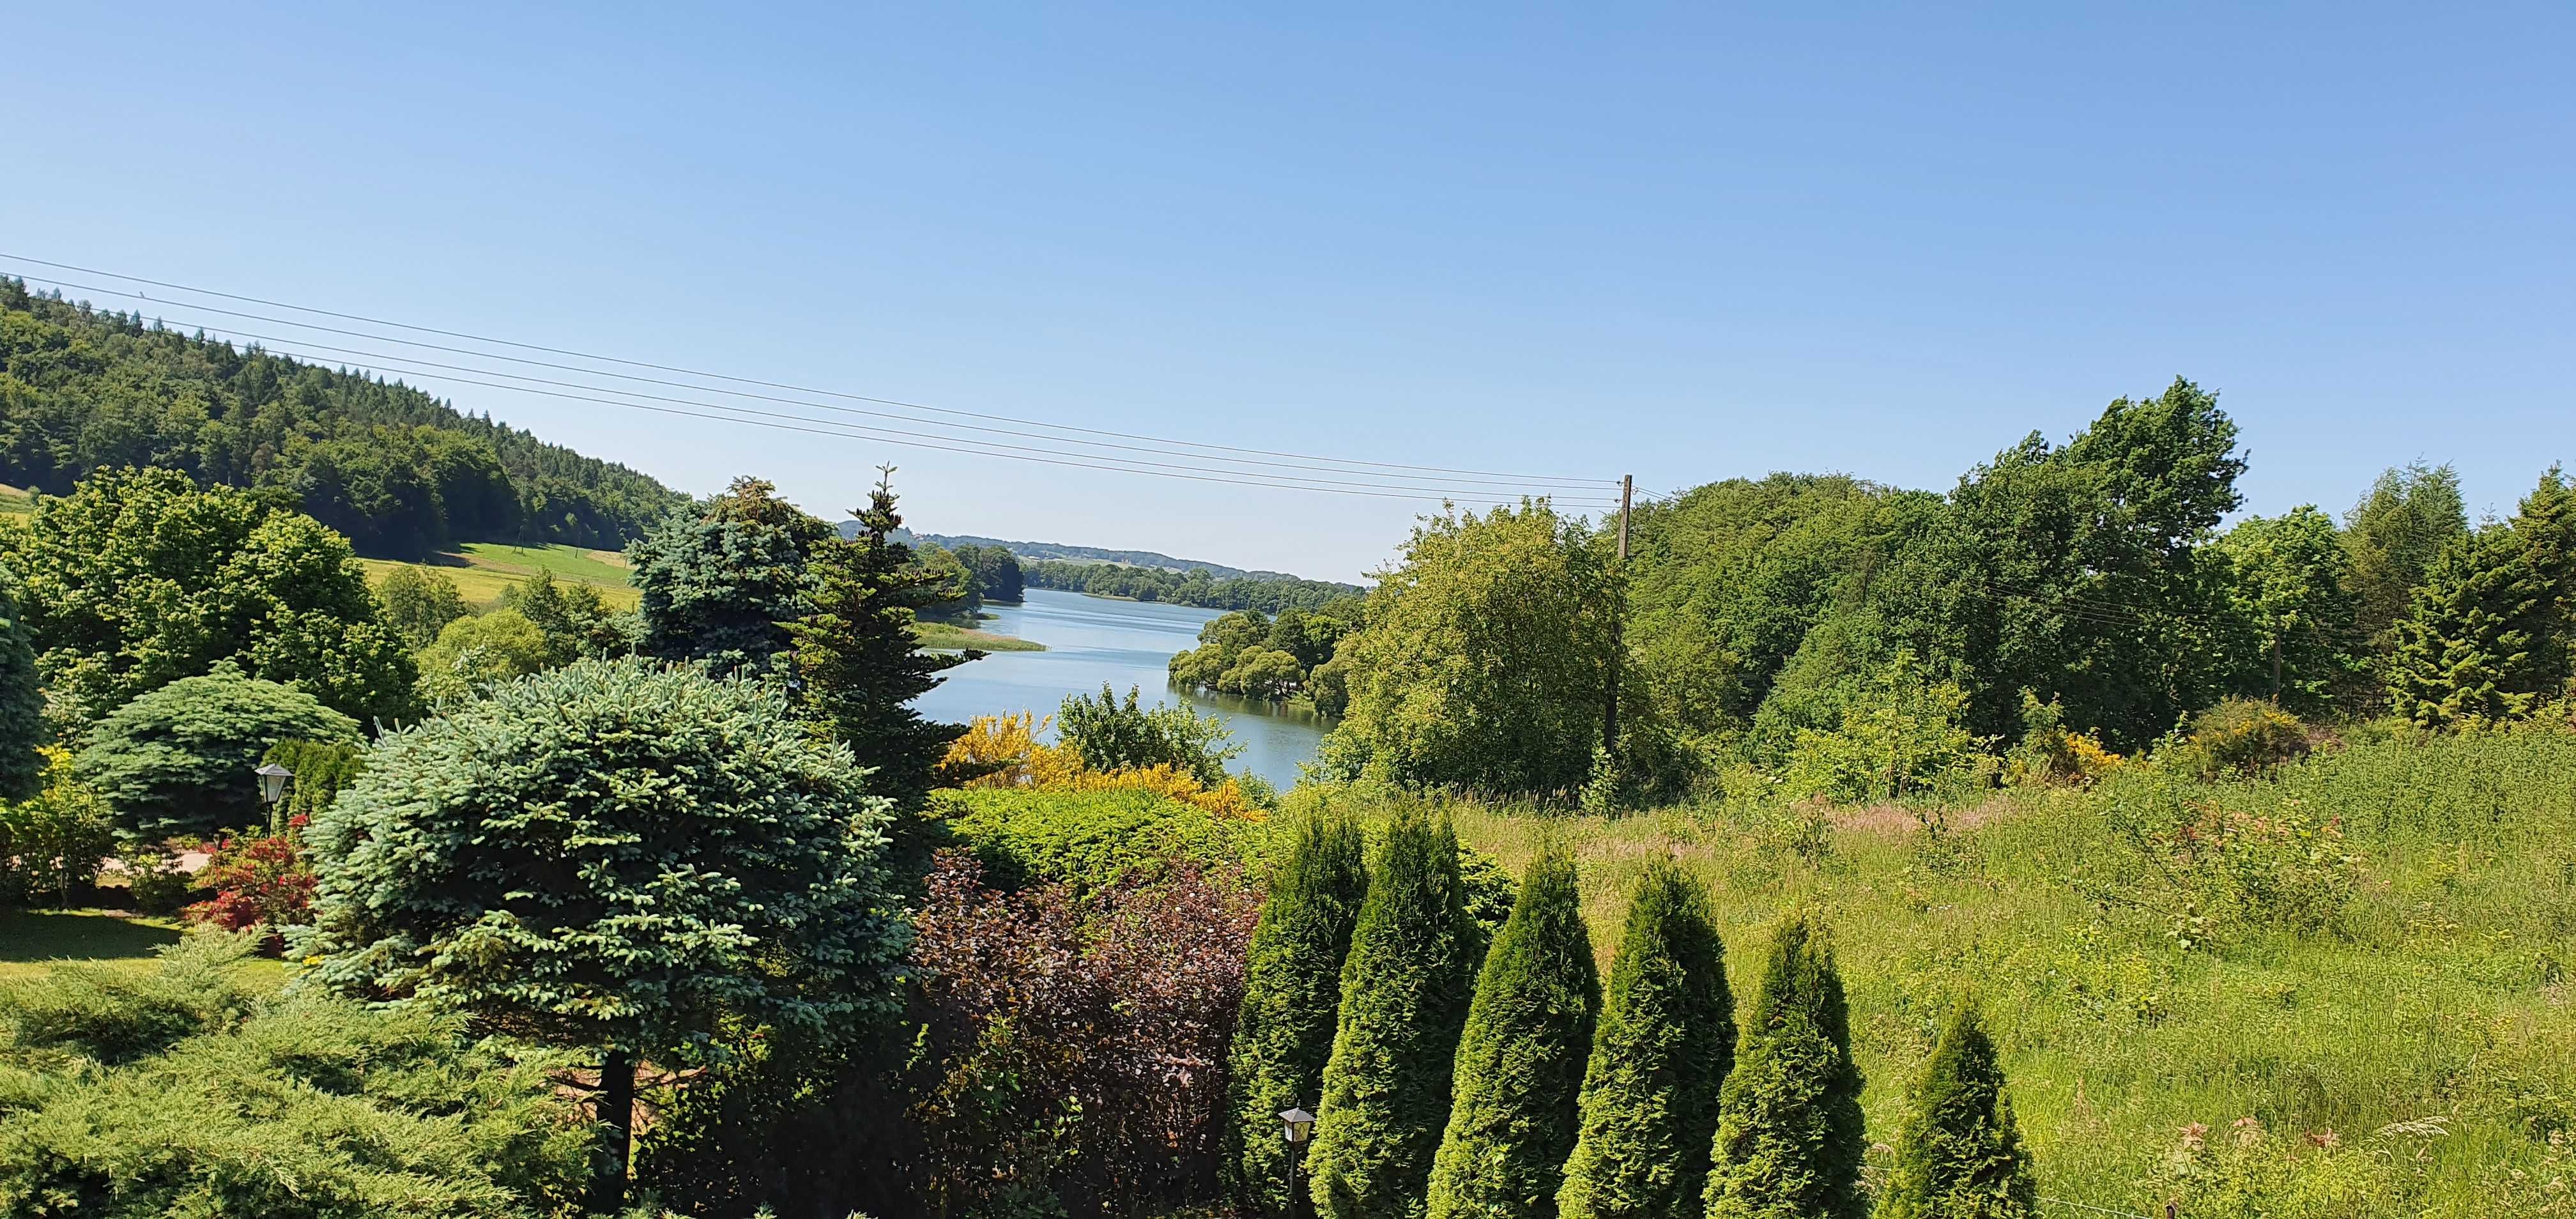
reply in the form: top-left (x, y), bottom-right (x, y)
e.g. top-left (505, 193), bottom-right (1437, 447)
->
top-left (1306, 809), bottom-right (1480, 1219)
top-left (1556, 863), bottom-right (1735, 1219)
top-left (1875, 1005), bottom-right (2039, 1219)
top-left (1425, 847), bottom-right (1600, 1219)
top-left (1229, 808), bottom-right (1372, 1216)
top-left (1703, 914), bottom-right (1867, 1219)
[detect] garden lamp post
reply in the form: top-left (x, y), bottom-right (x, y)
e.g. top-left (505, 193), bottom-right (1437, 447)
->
top-left (1280, 1105), bottom-right (1315, 1211)
top-left (255, 762), bottom-right (293, 832)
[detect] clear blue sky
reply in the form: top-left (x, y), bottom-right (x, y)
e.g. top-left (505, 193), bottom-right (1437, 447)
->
top-left (5, 3), bottom-right (2568, 581)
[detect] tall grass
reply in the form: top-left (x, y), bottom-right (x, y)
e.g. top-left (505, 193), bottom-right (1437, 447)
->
top-left (1310, 723), bottom-right (2576, 1218)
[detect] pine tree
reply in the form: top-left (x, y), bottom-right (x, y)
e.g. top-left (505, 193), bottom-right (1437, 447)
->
top-left (1307, 809), bottom-right (1482, 1219)
top-left (1557, 864), bottom-right (1734, 1219)
top-left (1703, 915), bottom-right (1866, 1219)
top-left (1230, 808), bottom-right (1372, 1218)
top-left (1874, 1006), bottom-right (2038, 1219)
top-left (785, 467), bottom-right (977, 809)
top-left (2386, 468), bottom-right (2575, 727)
top-left (1426, 848), bottom-right (1601, 1219)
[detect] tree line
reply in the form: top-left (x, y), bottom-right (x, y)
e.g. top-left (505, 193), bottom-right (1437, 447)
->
top-left (1315, 378), bottom-right (2575, 799)
top-left (0, 280), bottom-right (686, 557)
top-left (1025, 556), bottom-right (1363, 612)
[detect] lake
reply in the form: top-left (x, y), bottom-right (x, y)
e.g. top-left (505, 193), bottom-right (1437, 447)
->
top-left (912, 588), bottom-right (1331, 789)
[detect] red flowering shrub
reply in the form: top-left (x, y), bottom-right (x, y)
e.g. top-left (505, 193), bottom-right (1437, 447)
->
top-left (183, 816), bottom-right (316, 953)
top-left (908, 849), bottom-right (1261, 1217)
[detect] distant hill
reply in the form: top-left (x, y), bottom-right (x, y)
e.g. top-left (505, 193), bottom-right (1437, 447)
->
top-left (835, 526), bottom-right (1325, 585)
top-left (0, 279), bottom-right (688, 558)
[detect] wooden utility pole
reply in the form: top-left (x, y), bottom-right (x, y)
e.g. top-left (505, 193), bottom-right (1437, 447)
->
top-left (1603, 474), bottom-right (1633, 756)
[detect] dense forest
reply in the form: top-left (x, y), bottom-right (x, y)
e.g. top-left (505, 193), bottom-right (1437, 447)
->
top-left (0, 280), bottom-right (686, 557)
top-left (1025, 557), bottom-right (1362, 612)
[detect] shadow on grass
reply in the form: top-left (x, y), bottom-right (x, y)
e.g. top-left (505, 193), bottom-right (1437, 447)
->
top-left (0, 910), bottom-right (184, 964)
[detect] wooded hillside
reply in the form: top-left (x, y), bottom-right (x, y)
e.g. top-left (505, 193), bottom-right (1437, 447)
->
top-left (0, 280), bottom-right (686, 558)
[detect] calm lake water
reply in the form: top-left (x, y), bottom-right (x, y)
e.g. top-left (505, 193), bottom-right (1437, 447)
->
top-left (912, 588), bottom-right (1331, 790)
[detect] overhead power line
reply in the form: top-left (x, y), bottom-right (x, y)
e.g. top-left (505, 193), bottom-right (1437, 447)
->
top-left (5, 281), bottom-right (1623, 509)
top-left (0, 253), bottom-right (1622, 489)
top-left (10, 277), bottom-right (1618, 499)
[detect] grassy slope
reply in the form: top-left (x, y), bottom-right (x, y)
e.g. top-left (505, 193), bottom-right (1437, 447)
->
top-left (356, 542), bottom-right (641, 612)
top-left (1400, 726), bottom-right (2576, 1218)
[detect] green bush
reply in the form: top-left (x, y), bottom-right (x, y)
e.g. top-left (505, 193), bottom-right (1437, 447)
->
top-left (1703, 915), bottom-right (1867, 1219)
top-left (1229, 808), bottom-right (1371, 1217)
top-left (74, 665), bottom-right (361, 839)
top-left (1558, 862), bottom-right (1735, 1219)
top-left (0, 748), bottom-right (113, 910)
top-left (1306, 810), bottom-right (1481, 1219)
top-left (1874, 1006), bottom-right (2037, 1219)
top-left (376, 564), bottom-right (469, 650)
top-left (413, 608), bottom-right (552, 705)
top-left (1059, 682), bottom-right (1246, 787)
top-left (0, 931), bottom-right (260, 1066)
top-left (936, 785), bottom-right (1262, 894)
top-left (1425, 848), bottom-right (1600, 1219)
top-left (2170, 698), bottom-right (2311, 778)
top-left (0, 935), bottom-right (590, 1218)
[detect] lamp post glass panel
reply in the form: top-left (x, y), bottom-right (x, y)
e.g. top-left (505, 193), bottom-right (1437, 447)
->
top-left (255, 762), bottom-right (293, 832)
top-left (1280, 1105), bottom-right (1317, 1201)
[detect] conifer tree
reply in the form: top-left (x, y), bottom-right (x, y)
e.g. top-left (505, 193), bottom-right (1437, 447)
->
top-left (0, 562), bottom-right (47, 802)
top-left (1557, 864), bottom-right (1734, 1219)
top-left (2386, 468), bottom-right (2575, 727)
top-left (1230, 807), bottom-right (1373, 1218)
top-left (1703, 915), bottom-right (1866, 1219)
top-left (1426, 847), bottom-right (1601, 1219)
top-left (1874, 1006), bottom-right (2038, 1219)
top-left (1307, 809), bottom-right (1481, 1219)
top-left (631, 476), bottom-right (832, 678)
top-left (785, 467), bottom-right (977, 809)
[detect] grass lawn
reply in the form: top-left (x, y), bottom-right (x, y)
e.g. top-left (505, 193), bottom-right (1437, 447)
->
top-left (0, 909), bottom-right (185, 980)
top-left (0, 484), bottom-right (31, 516)
top-left (358, 542), bottom-right (642, 613)
top-left (0, 909), bottom-right (293, 986)
top-left (454, 541), bottom-right (633, 586)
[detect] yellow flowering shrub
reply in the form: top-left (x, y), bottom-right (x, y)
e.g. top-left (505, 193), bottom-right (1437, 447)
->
top-left (939, 712), bottom-right (1085, 790)
top-left (937, 713), bottom-right (1262, 819)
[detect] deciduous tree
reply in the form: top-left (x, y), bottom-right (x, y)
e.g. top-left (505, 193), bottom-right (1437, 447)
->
top-left (1320, 502), bottom-right (1618, 793)
top-left (2, 467), bottom-right (418, 728)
